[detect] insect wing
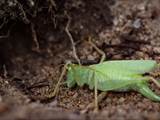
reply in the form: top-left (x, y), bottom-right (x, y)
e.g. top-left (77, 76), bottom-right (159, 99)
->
top-left (91, 67), bottom-right (147, 91)
top-left (91, 60), bottom-right (157, 74)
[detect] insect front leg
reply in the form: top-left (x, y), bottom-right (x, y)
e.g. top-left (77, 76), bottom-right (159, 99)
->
top-left (46, 62), bottom-right (69, 98)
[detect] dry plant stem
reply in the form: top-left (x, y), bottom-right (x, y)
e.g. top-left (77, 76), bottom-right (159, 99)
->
top-left (65, 15), bottom-right (81, 65)
top-left (31, 23), bottom-right (40, 52)
top-left (47, 63), bottom-right (68, 98)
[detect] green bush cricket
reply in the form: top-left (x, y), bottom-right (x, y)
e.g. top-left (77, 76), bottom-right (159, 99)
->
top-left (51, 38), bottom-right (160, 112)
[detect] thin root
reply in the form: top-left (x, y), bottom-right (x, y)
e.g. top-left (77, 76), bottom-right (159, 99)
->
top-left (49, 0), bottom-right (57, 10)
top-left (31, 23), bottom-right (40, 52)
top-left (16, 0), bottom-right (30, 23)
top-left (0, 30), bottom-right (10, 39)
top-left (88, 37), bottom-right (106, 63)
top-left (0, 18), bottom-right (8, 30)
top-left (2, 65), bottom-right (8, 78)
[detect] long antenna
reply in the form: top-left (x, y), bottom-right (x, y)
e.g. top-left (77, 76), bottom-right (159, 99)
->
top-left (65, 13), bottom-right (81, 65)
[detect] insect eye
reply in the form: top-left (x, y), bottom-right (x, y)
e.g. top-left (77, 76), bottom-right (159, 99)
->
top-left (67, 65), bottom-right (72, 70)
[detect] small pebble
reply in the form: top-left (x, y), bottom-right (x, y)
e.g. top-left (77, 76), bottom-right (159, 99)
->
top-left (79, 104), bottom-right (85, 109)
top-left (119, 97), bottom-right (125, 103)
top-left (112, 54), bottom-right (122, 59)
top-left (135, 51), bottom-right (144, 58)
top-left (73, 93), bottom-right (78, 98)
top-left (133, 19), bottom-right (141, 29)
top-left (87, 55), bottom-right (95, 61)
top-left (153, 47), bottom-right (160, 54)
top-left (48, 99), bottom-right (58, 107)
top-left (106, 98), bottom-right (112, 103)
top-left (137, 3), bottom-right (145, 11)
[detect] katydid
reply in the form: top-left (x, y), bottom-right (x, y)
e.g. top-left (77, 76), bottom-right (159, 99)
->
top-left (66, 60), bottom-right (160, 110)
top-left (51, 39), bottom-right (160, 112)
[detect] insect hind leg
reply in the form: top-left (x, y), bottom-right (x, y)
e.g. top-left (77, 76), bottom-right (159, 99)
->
top-left (149, 77), bottom-right (160, 88)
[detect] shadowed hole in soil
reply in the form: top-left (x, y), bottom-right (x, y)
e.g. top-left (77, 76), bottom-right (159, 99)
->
top-left (0, 0), bottom-right (114, 102)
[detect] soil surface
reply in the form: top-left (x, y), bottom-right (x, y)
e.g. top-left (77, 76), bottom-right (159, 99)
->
top-left (0, 0), bottom-right (160, 120)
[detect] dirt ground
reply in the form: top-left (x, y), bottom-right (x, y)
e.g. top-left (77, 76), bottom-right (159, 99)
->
top-left (0, 0), bottom-right (160, 120)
